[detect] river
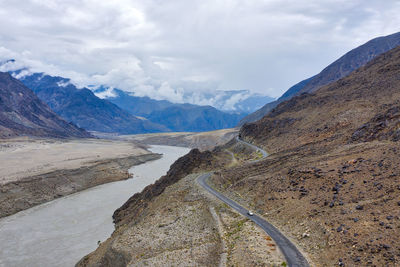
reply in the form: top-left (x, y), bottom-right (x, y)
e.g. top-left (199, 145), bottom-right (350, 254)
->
top-left (0, 145), bottom-right (190, 267)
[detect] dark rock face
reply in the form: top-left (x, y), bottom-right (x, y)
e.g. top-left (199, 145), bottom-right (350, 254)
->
top-left (240, 31), bottom-right (400, 125)
top-left (0, 72), bottom-right (91, 138)
top-left (17, 73), bottom-right (168, 134)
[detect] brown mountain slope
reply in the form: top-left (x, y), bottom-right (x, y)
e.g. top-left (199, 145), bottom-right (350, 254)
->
top-left (77, 46), bottom-right (400, 266)
top-left (239, 31), bottom-right (400, 125)
top-left (0, 72), bottom-right (91, 138)
top-left (208, 46), bottom-right (400, 266)
top-left (240, 45), bottom-right (400, 152)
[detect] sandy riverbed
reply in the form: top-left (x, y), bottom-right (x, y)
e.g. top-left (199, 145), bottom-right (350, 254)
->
top-left (119, 128), bottom-right (238, 151)
top-left (0, 138), bottom-right (148, 185)
top-left (0, 138), bottom-right (160, 218)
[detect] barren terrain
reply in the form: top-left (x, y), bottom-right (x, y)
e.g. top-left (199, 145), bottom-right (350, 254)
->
top-left (0, 138), bottom-right (149, 185)
top-left (119, 128), bottom-right (238, 151)
top-left (211, 46), bottom-right (400, 266)
top-left (79, 46), bottom-right (400, 266)
top-left (78, 169), bottom-right (285, 267)
top-left (0, 138), bottom-right (160, 217)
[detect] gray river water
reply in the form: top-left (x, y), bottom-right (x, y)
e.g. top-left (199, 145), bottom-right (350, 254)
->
top-left (0, 145), bottom-right (190, 267)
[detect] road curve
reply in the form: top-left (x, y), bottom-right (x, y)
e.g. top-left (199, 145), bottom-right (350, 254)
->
top-left (197, 137), bottom-right (309, 267)
top-left (235, 136), bottom-right (268, 158)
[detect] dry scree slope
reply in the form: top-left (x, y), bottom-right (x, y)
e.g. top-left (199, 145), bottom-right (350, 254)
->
top-left (211, 45), bottom-right (400, 266)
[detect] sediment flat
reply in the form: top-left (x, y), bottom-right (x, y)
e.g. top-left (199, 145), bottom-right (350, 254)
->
top-left (119, 128), bottom-right (238, 151)
top-left (0, 138), bottom-right (161, 218)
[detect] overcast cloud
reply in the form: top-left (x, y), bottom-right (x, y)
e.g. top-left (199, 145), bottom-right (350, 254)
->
top-left (0, 0), bottom-right (399, 103)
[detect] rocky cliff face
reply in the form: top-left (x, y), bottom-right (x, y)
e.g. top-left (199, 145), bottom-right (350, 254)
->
top-left (239, 31), bottom-right (400, 125)
top-left (0, 72), bottom-right (91, 138)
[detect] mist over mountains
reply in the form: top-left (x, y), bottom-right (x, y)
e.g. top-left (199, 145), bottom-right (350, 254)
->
top-left (2, 30), bottom-right (399, 137)
top-left (2, 66), bottom-right (265, 134)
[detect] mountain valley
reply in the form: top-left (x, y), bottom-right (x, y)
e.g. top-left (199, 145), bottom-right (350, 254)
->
top-left (0, 6), bottom-right (399, 265)
top-left (78, 43), bottom-right (400, 266)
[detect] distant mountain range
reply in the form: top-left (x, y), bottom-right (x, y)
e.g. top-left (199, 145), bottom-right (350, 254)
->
top-left (98, 88), bottom-right (274, 115)
top-left (17, 73), bottom-right (169, 134)
top-left (239, 31), bottom-right (400, 125)
top-left (0, 72), bottom-right (91, 138)
top-left (182, 90), bottom-right (275, 113)
top-left (5, 70), bottom-right (248, 134)
top-left (96, 88), bottom-right (245, 132)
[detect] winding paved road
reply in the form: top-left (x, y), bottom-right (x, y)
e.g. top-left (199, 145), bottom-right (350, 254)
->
top-left (197, 137), bottom-right (309, 267)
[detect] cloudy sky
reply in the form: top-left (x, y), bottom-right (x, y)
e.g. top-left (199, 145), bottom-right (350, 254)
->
top-left (0, 0), bottom-right (399, 103)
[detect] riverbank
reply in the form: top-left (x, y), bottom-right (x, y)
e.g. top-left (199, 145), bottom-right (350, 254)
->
top-left (0, 138), bottom-right (161, 218)
top-left (118, 128), bottom-right (238, 151)
top-left (0, 145), bottom-right (189, 267)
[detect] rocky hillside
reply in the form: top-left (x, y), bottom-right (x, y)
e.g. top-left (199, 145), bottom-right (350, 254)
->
top-left (0, 72), bottom-right (91, 138)
top-left (210, 45), bottom-right (400, 266)
top-left (17, 73), bottom-right (168, 134)
top-left (240, 31), bottom-right (400, 125)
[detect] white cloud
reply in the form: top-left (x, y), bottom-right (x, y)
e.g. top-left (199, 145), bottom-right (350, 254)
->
top-left (95, 87), bottom-right (117, 99)
top-left (221, 92), bottom-right (250, 111)
top-left (0, 0), bottom-right (399, 103)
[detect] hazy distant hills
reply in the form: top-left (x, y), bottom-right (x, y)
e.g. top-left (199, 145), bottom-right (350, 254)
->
top-left (103, 88), bottom-right (271, 116)
top-left (187, 90), bottom-right (275, 113)
top-left (239, 31), bottom-right (400, 125)
top-left (102, 88), bottom-right (174, 118)
top-left (147, 104), bottom-right (244, 132)
top-left (101, 88), bottom-right (245, 132)
top-left (0, 72), bottom-right (91, 138)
